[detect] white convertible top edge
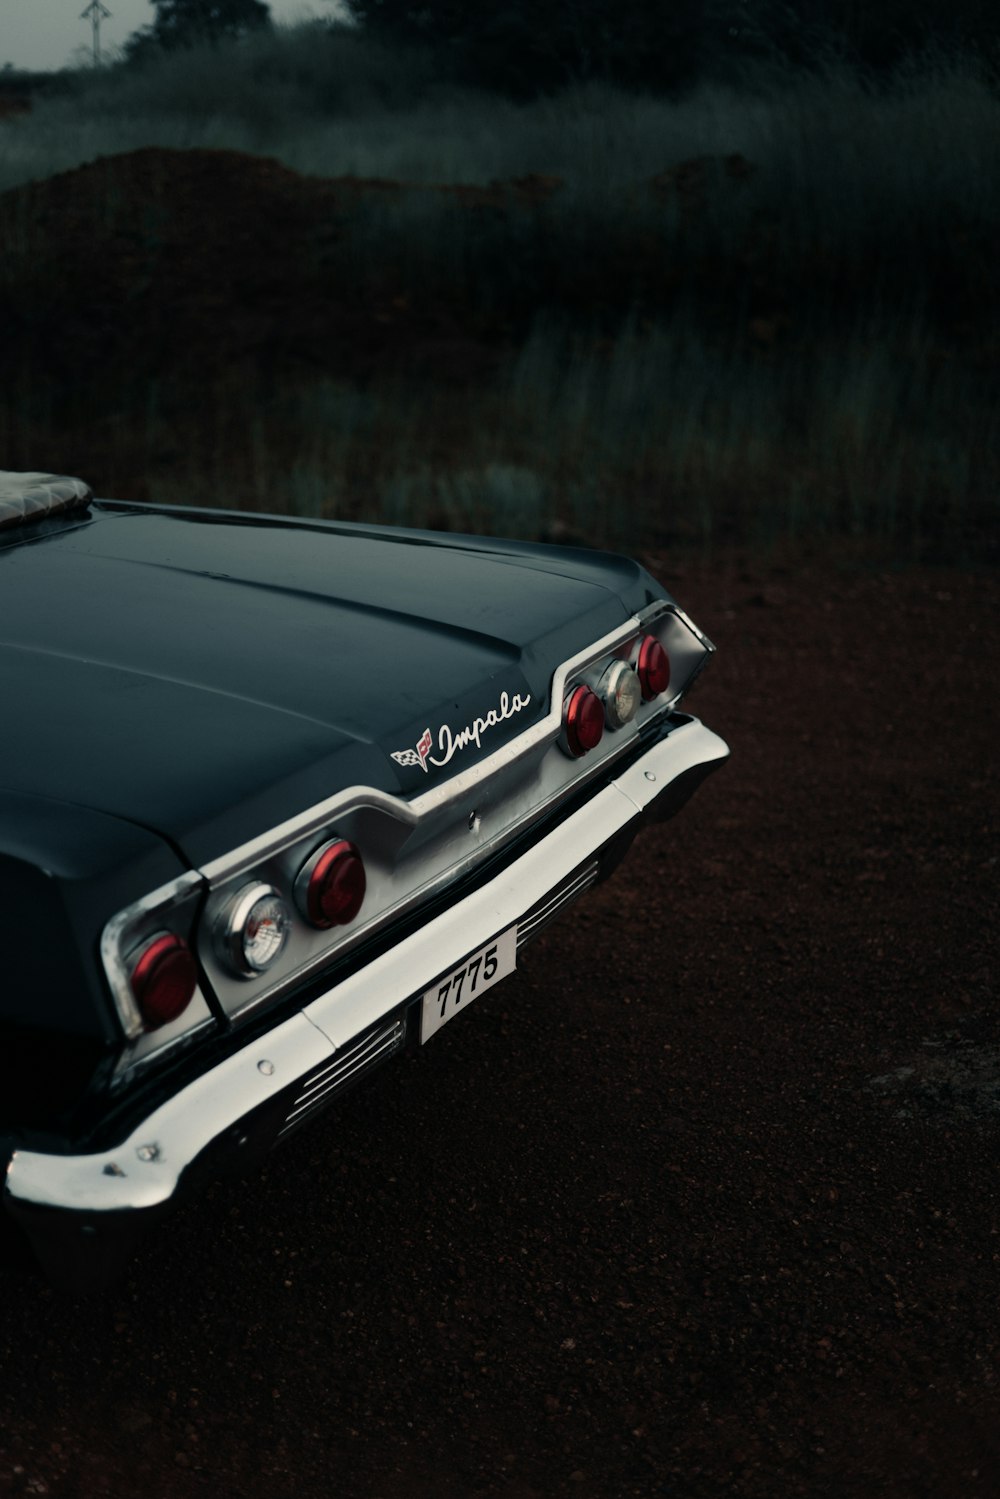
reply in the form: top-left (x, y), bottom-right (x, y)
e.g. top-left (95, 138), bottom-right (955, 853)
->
top-left (0, 470), bottom-right (93, 530)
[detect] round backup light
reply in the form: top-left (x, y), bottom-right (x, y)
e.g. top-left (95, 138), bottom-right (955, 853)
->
top-left (129, 932), bottom-right (198, 1030)
top-left (563, 684), bottom-right (605, 757)
top-left (217, 882), bottom-right (291, 977)
top-left (601, 661), bottom-right (642, 729)
top-left (636, 635), bottom-right (670, 700)
top-left (296, 838), bottom-right (367, 929)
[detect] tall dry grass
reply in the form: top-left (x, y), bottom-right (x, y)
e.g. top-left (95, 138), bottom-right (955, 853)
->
top-left (1, 26), bottom-right (996, 555)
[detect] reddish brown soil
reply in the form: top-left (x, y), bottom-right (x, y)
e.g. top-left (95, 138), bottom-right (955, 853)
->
top-left (5, 144), bottom-right (989, 402)
top-left (0, 148), bottom-right (548, 389)
top-left (1, 551), bottom-right (996, 1499)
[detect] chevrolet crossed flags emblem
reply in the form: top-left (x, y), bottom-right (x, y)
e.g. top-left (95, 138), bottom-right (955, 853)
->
top-left (390, 727), bottom-right (433, 773)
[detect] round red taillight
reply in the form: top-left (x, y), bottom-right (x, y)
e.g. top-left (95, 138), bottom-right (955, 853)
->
top-left (297, 839), bottom-right (367, 929)
top-left (130, 933), bottom-right (198, 1030)
top-left (563, 684), bottom-right (605, 757)
top-left (636, 635), bottom-right (670, 700)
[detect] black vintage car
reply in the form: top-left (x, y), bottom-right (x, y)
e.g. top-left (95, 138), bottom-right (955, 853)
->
top-left (0, 470), bottom-right (728, 1288)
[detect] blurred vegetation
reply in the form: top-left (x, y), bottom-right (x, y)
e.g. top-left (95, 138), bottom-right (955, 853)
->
top-left (0, 20), bottom-right (996, 557)
top-left (342, 0), bottom-right (707, 96)
top-left (342, 0), bottom-right (1000, 94)
top-left (124, 0), bottom-right (273, 62)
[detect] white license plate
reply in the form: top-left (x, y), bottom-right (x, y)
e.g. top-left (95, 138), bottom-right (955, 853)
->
top-left (420, 927), bottom-right (517, 1043)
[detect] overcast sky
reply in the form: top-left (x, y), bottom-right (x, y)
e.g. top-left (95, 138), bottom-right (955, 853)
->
top-left (2, 0), bottom-right (342, 71)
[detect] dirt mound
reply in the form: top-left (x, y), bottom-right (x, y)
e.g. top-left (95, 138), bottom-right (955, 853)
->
top-left (0, 146), bottom-right (777, 396)
top-left (0, 147), bottom-right (522, 388)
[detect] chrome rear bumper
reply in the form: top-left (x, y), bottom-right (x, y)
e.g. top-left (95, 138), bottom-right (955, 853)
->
top-left (4, 716), bottom-right (727, 1279)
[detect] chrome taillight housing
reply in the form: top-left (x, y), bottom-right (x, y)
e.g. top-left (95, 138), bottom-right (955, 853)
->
top-left (129, 931), bottom-right (198, 1030)
top-left (295, 838), bottom-right (366, 929)
top-left (635, 635), bottom-right (670, 700)
top-left (563, 684), bottom-right (605, 757)
top-left (215, 881), bottom-right (291, 977)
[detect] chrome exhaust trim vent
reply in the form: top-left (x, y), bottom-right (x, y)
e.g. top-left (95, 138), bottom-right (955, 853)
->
top-left (278, 1012), bottom-right (408, 1139)
top-left (517, 859), bottom-right (600, 950)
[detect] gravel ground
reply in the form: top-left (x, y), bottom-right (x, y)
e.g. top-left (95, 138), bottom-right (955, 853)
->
top-left (1, 549), bottom-right (997, 1499)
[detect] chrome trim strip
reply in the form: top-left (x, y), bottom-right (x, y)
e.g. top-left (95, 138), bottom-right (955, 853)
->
top-left (199, 788), bottom-right (418, 888)
top-left (7, 717), bottom-right (728, 1216)
top-left (196, 610), bottom-right (690, 885)
top-left (99, 602), bottom-right (703, 1043)
top-left (281, 1049), bottom-right (391, 1127)
top-left (518, 863), bottom-right (599, 929)
top-left (290, 1022), bottom-right (399, 1105)
top-left (516, 861), bottom-right (600, 946)
top-left (667, 603), bottom-right (716, 691)
top-left (279, 1024), bottom-right (406, 1134)
top-left (186, 606), bottom-right (705, 1024)
top-left (668, 603), bottom-right (715, 657)
top-left (406, 617), bottom-right (640, 818)
top-left (210, 707), bottom-right (665, 1025)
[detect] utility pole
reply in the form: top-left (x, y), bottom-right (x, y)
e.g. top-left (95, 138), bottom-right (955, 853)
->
top-left (80, 0), bottom-right (112, 66)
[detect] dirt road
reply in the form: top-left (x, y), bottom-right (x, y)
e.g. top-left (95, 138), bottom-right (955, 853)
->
top-left (1, 549), bottom-right (996, 1499)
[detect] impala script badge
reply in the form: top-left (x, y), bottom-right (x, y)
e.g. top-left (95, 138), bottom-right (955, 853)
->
top-left (391, 690), bottom-right (533, 773)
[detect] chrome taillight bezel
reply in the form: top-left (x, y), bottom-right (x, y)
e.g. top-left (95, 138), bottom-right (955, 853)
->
top-left (214, 880), bottom-right (291, 978)
top-left (600, 660), bottom-right (642, 728)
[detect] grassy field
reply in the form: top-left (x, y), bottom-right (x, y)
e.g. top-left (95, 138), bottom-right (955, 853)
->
top-left (60, 312), bottom-right (981, 556)
top-left (0, 25), bottom-right (996, 556)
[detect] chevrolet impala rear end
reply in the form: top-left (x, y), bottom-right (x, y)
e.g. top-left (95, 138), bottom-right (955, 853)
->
top-left (0, 472), bottom-right (728, 1287)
